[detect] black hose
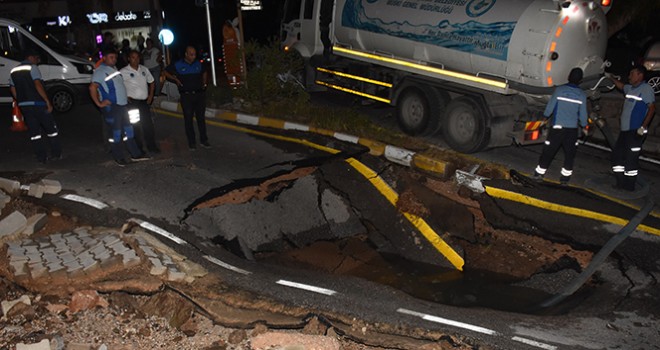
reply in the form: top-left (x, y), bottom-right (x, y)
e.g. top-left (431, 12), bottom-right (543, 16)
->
top-left (539, 197), bottom-right (655, 308)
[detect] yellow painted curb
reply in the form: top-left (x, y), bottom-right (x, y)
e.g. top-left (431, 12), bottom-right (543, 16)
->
top-left (485, 186), bottom-right (660, 236)
top-left (412, 154), bottom-right (454, 180)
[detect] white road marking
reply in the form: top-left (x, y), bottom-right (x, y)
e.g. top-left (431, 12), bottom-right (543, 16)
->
top-left (276, 280), bottom-right (337, 296)
top-left (203, 255), bottom-right (251, 275)
top-left (511, 336), bottom-right (557, 350)
top-left (130, 219), bottom-right (187, 245)
top-left (397, 308), bottom-right (497, 335)
top-left (60, 194), bottom-right (109, 209)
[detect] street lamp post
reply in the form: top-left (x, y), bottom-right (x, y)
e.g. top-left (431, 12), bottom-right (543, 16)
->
top-left (203, 0), bottom-right (218, 87)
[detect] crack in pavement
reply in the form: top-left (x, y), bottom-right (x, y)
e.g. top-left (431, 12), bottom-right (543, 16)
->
top-left (180, 150), bottom-right (368, 222)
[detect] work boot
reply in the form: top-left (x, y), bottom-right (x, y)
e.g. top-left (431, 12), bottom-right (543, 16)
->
top-left (560, 176), bottom-right (570, 186)
top-left (533, 172), bottom-right (544, 182)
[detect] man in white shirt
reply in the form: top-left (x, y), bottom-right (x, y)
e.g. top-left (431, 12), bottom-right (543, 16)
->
top-left (142, 38), bottom-right (163, 96)
top-left (120, 50), bottom-right (159, 154)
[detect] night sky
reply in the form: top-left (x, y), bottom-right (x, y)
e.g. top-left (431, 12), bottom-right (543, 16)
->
top-left (160, 0), bottom-right (282, 60)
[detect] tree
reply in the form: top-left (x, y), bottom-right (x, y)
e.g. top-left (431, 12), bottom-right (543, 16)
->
top-left (607, 0), bottom-right (660, 38)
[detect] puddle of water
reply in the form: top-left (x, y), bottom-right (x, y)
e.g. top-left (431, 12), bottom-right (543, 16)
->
top-left (256, 238), bottom-right (583, 315)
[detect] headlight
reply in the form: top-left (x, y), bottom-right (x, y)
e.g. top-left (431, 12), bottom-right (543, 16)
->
top-left (72, 61), bottom-right (94, 74)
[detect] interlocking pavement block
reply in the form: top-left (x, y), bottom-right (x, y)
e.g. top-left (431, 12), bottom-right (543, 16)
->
top-left (22, 213), bottom-right (47, 235)
top-left (39, 179), bottom-right (62, 194)
top-left (0, 211), bottom-right (27, 238)
top-left (148, 257), bottom-right (167, 275)
top-left (0, 177), bottom-right (20, 194)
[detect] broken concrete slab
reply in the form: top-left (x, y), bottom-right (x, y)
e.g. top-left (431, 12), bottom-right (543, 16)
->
top-left (0, 211), bottom-right (27, 239)
top-left (2, 294), bottom-right (31, 317)
top-left (39, 179), bottom-right (62, 194)
top-left (0, 177), bottom-right (20, 195)
top-left (22, 213), bottom-right (47, 235)
top-left (27, 183), bottom-right (44, 199)
top-left (0, 190), bottom-right (10, 208)
top-left (197, 175), bottom-right (364, 252)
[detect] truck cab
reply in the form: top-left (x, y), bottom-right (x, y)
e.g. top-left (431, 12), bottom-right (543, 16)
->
top-left (0, 18), bottom-right (94, 113)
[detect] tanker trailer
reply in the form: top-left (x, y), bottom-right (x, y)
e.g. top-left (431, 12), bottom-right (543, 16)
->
top-left (281, 0), bottom-right (613, 153)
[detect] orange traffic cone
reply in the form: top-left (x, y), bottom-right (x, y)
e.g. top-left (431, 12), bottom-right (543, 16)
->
top-left (10, 99), bottom-right (28, 132)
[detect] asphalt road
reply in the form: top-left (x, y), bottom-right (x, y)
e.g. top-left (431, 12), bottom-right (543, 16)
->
top-left (2, 102), bottom-right (660, 349)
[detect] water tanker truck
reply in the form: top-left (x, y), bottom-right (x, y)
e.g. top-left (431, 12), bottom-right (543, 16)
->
top-left (281, 0), bottom-right (613, 152)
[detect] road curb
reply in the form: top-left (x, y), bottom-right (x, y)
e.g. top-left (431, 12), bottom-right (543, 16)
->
top-left (157, 100), bottom-right (497, 180)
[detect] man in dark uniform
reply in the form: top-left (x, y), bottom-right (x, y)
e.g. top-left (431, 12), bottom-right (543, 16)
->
top-left (607, 66), bottom-right (656, 191)
top-left (163, 45), bottom-right (210, 150)
top-left (533, 68), bottom-right (589, 185)
top-left (9, 48), bottom-right (62, 164)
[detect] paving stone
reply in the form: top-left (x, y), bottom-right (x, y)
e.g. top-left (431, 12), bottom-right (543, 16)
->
top-left (76, 251), bottom-right (93, 262)
top-left (102, 235), bottom-right (121, 246)
top-left (7, 243), bottom-right (25, 256)
top-left (140, 245), bottom-right (158, 258)
top-left (166, 268), bottom-right (186, 282)
top-left (42, 253), bottom-right (60, 265)
top-left (91, 245), bottom-right (109, 257)
top-left (148, 257), bottom-right (167, 275)
top-left (25, 252), bottom-right (42, 263)
top-left (10, 261), bottom-right (28, 276)
top-left (23, 245), bottom-right (39, 255)
top-left (0, 211), bottom-right (27, 238)
top-left (39, 179), bottom-right (62, 194)
top-left (38, 241), bottom-right (53, 249)
top-left (109, 241), bottom-right (130, 255)
top-left (46, 261), bottom-right (65, 273)
top-left (59, 252), bottom-right (76, 264)
top-left (16, 339), bottom-right (50, 350)
top-left (22, 213), bottom-right (47, 235)
top-left (50, 232), bottom-right (63, 241)
top-left (73, 227), bottom-right (91, 235)
top-left (27, 183), bottom-right (45, 199)
top-left (80, 256), bottom-right (99, 271)
top-left (9, 253), bottom-right (28, 263)
top-left (0, 177), bottom-right (20, 194)
top-left (29, 264), bottom-right (49, 279)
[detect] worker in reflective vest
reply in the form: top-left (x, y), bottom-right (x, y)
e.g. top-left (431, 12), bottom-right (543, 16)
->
top-left (534, 68), bottom-right (589, 185)
top-left (607, 66), bottom-right (656, 191)
top-left (9, 48), bottom-right (62, 164)
top-left (90, 47), bottom-right (149, 166)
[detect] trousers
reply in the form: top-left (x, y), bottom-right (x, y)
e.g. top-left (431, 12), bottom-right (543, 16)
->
top-left (180, 92), bottom-right (208, 146)
top-left (21, 106), bottom-right (62, 162)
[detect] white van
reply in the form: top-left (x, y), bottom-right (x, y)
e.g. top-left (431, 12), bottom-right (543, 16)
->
top-left (0, 18), bottom-right (94, 113)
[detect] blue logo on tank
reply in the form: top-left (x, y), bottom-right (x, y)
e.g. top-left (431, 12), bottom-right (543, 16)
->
top-left (466, 0), bottom-right (496, 17)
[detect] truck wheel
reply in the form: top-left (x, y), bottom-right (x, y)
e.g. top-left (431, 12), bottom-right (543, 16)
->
top-left (49, 87), bottom-right (75, 113)
top-left (396, 87), bottom-right (441, 136)
top-left (443, 97), bottom-right (489, 153)
top-left (648, 75), bottom-right (660, 95)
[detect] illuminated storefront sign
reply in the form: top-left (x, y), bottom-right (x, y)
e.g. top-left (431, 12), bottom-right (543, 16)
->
top-left (46, 15), bottom-right (72, 27)
top-left (87, 12), bottom-right (109, 24)
top-left (240, 0), bottom-right (262, 10)
top-left (115, 11), bottom-right (138, 21)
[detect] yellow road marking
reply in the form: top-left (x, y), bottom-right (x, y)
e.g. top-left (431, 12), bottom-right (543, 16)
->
top-left (485, 186), bottom-right (660, 236)
top-left (156, 108), bottom-right (465, 270)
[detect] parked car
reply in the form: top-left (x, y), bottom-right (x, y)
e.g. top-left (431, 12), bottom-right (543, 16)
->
top-left (642, 41), bottom-right (660, 94)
